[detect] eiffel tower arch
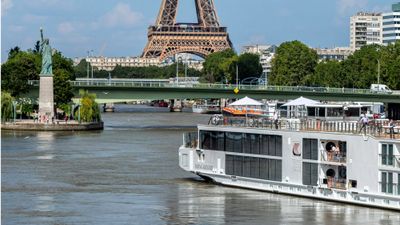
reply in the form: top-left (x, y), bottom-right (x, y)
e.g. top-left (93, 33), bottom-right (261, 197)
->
top-left (142, 0), bottom-right (233, 61)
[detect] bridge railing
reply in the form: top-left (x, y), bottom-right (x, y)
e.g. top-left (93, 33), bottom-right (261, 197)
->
top-left (27, 80), bottom-right (398, 95)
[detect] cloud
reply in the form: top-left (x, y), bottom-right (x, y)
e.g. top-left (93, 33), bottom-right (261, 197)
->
top-left (337, 0), bottom-right (368, 16)
top-left (9, 25), bottom-right (24, 32)
top-left (22, 14), bottom-right (47, 23)
top-left (100, 3), bottom-right (143, 28)
top-left (58, 22), bottom-right (74, 34)
top-left (1, 0), bottom-right (13, 15)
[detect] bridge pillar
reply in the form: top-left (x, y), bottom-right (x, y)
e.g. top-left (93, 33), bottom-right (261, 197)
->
top-left (170, 99), bottom-right (183, 112)
top-left (387, 103), bottom-right (400, 120)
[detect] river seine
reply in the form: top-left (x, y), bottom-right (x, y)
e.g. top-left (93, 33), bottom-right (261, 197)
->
top-left (2, 105), bottom-right (399, 225)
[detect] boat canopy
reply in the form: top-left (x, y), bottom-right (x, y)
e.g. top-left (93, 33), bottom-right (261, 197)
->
top-left (282, 96), bottom-right (319, 107)
top-left (229, 96), bottom-right (264, 106)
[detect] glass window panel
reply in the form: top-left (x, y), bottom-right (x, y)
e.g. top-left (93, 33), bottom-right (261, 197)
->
top-left (276, 160), bottom-right (282, 182)
top-left (260, 135), bottom-right (269, 155)
top-left (303, 139), bottom-right (311, 159)
top-left (276, 136), bottom-right (282, 157)
top-left (269, 136), bottom-right (276, 156)
top-left (243, 157), bottom-right (251, 177)
top-left (382, 144), bottom-right (387, 165)
top-left (225, 155), bottom-right (234, 175)
top-left (388, 145), bottom-right (393, 166)
top-left (268, 159), bottom-right (276, 181)
top-left (303, 163), bottom-right (311, 185)
top-left (250, 157), bottom-right (260, 178)
top-left (388, 172), bottom-right (393, 194)
top-left (251, 134), bottom-right (260, 155)
top-left (259, 158), bottom-right (269, 180)
top-left (234, 156), bottom-right (243, 176)
top-left (311, 139), bottom-right (318, 160)
top-left (310, 163), bottom-right (318, 186)
top-left (381, 172), bottom-right (387, 193)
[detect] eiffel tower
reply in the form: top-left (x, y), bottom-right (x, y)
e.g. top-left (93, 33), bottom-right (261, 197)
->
top-left (142, 0), bottom-right (232, 61)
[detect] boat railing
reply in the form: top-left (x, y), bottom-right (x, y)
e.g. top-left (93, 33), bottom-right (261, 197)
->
top-left (183, 132), bottom-right (198, 148)
top-left (212, 115), bottom-right (399, 139)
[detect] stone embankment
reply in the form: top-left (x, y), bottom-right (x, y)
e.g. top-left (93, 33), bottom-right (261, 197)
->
top-left (1, 120), bottom-right (103, 131)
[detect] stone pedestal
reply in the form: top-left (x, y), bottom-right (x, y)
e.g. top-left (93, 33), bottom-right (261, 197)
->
top-left (39, 76), bottom-right (54, 117)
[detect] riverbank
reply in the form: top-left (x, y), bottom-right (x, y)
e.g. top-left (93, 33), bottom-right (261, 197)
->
top-left (1, 120), bottom-right (104, 131)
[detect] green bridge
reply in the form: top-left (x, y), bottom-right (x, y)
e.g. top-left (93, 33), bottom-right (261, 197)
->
top-left (27, 80), bottom-right (400, 104)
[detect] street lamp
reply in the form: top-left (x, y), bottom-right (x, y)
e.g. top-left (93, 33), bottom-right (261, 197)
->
top-left (377, 59), bottom-right (381, 84)
top-left (87, 50), bottom-right (90, 83)
top-left (176, 55), bottom-right (182, 85)
top-left (90, 50), bottom-right (94, 80)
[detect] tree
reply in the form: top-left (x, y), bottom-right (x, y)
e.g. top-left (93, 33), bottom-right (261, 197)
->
top-left (76, 90), bottom-right (101, 123)
top-left (54, 69), bottom-right (74, 107)
top-left (269, 40), bottom-right (318, 86)
top-left (202, 49), bottom-right (236, 83)
top-left (8, 46), bottom-right (21, 59)
top-left (380, 41), bottom-right (400, 90)
top-left (307, 60), bottom-right (343, 87)
top-left (1, 51), bottom-right (40, 97)
top-left (238, 53), bottom-right (263, 81)
top-left (341, 44), bottom-right (381, 88)
top-left (1, 91), bottom-right (14, 122)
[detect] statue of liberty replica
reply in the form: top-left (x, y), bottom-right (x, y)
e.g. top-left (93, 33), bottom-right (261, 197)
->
top-left (38, 27), bottom-right (55, 118)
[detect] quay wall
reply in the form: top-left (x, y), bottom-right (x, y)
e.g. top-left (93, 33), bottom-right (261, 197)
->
top-left (1, 122), bottom-right (104, 131)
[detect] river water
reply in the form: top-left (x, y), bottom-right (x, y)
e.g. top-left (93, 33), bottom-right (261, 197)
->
top-left (1, 105), bottom-right (399, 225)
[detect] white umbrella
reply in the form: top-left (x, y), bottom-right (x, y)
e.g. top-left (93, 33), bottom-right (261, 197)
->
top-left (229, 96), bottom-right (263, 106)
top-left (229, 96), bottom-right (264, 125)
top-left (282, 96), bottom-right (319, 107)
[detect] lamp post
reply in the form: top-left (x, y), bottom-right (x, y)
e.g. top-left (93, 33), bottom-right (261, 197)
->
top-left (236, 64), bottom-right (239, 88)
top-left (184, 60), bottom-right (188, 85)
top-left (377, 59), bottom-right (381, 84)
top-left (87, 50), bottom-right (90, 85)
top-left (176, 55), bottom-right (182, 85)
top-left (90, 50), bottom-right (94, 80)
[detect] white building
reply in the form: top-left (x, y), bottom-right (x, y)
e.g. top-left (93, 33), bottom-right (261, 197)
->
top-left (383, 3), bottom-right (400, 45)
top-left (314, 47), bottom-right (354, 62)
top-left (241, 45), bottom-right (277, 82)
top-left (350, 12), bottom-right (383, 50)
top-left (73, 55), bottom-right (204, 71)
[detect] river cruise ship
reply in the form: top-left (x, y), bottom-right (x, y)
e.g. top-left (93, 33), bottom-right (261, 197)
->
top-left (179, 116), bottom-right (400, 210)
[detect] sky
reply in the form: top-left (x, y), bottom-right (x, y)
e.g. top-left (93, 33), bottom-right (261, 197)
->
top-left (1, 0), bottom-right (397, 61)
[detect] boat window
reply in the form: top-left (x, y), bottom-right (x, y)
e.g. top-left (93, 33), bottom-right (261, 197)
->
top-left (303, 162), bottom-right (318, 186)
top-left (243, 134), bottom-right (260, 154)
top-left (381, 172), bottom-right (393, 194)
top-left (381, 144), bottom-right (394, 166)
top-left (344, 107), bottom-right (360, 117)
top-left (225, 155), bottom-right (282, 181)
top-left (303, 139), bottom-right (318, 160)
top-left (200, 131), bottom-right (225, 151)
top-left (307, 107), bottom-right (316, 117)
top-left (226, 132), bottom-right (243, 153)
top-left (243, 157), bottom-right (251, 177)
top-left (317, 107), bottom-right (326, 117)
top-left (327, 108), bottom-right (343, 117)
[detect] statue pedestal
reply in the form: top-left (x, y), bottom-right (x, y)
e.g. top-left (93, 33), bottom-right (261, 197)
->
top-left (38, 75), bottom-right (54, 118)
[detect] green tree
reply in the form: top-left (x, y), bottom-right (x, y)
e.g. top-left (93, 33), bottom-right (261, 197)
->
top-left (1, 51), bottom-right (40, 97)
top-left (269, 40), bottom-right (318, 86)
top-left (202, 49), bottom-right (236, 83)
top-left (8, 46), bottom-right (21, 59)
top-left (54, 69), bottom-right (74, 107)
top-left (380, 41), bottom-right (400, 90)
top-left (1, 91), bottom-right (14, 122)
top-left (238, 53), bottom-right (263, 81)
top-left (341, 44), bottom-right (381, 88)
top-left (76, 90), bottom-right (101, 123)
top-left (307, 60), bottom-right (343, 87)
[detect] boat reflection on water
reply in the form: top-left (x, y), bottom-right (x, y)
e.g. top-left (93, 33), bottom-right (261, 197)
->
top-left (163, 178), bottom-right (400, 225)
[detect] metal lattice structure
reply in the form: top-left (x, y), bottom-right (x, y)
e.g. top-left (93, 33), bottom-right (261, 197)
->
top-left (142, 0), bottom-right (232, 61)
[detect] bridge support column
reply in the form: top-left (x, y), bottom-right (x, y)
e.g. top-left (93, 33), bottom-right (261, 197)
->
top-left (170, 99), bottom-right (183, 112)
top-left (387, 103), bottom-right (400, 120)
